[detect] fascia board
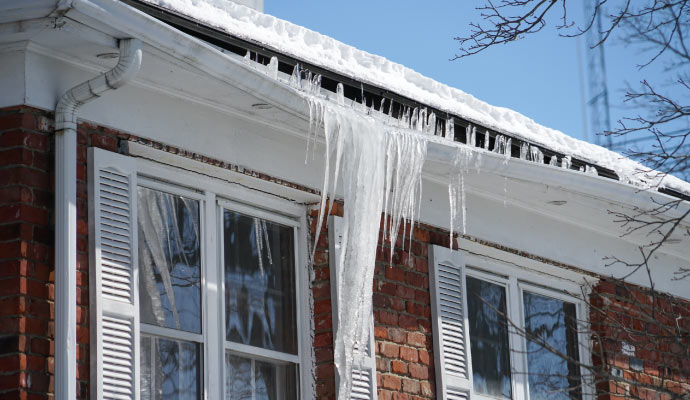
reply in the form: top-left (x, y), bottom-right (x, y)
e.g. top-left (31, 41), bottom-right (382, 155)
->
top-left (425, 140), bottom-right (690, 222)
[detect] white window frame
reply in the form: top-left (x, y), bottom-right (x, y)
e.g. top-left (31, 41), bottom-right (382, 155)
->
top-left (217, 197), bottom-right (304, 398)
top-left (430, 243), bottom-right (594, 400)
top-left (132, 152), bottom-right (314, 399)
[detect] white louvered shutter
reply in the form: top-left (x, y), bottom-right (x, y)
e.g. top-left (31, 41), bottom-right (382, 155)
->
top-left (328, 215), bottom-right (377, 400)
top-left (429, 245), bottom-right (471, 399)
top-left (88, 147), bottom-right (140, 400)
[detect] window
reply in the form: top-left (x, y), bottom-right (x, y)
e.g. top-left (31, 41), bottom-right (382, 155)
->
top-left (429, 245), bottom-right (589, 400)
top-left (88, 148), bottom-right (311, 400)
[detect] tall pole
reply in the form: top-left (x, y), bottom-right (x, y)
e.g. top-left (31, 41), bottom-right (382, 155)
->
top-left (584, 0), bottom-right (613, 148)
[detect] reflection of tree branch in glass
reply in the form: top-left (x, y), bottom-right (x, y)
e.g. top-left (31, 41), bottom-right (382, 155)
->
top-left (223, 210), bottom-right (299, 399)
top-left (523, 292), bottom-right (580, 400)
top-left (138, 187), bottom-right (202, 399)
top-left (223, 210), bottom-right (296, 354)
top-left (466, 276), bottom-right (512, 399)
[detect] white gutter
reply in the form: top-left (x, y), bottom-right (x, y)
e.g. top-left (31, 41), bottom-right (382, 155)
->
top-left (54, 37), bottom-right (141, 400)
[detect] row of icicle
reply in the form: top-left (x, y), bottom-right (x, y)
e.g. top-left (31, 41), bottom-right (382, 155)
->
top-left (253, 54), bottom-right (599, 175)
top-left (247, 51), bottom-right (600, 399)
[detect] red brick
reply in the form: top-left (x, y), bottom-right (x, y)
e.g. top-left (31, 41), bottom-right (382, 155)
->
top-left (402, 378), bottom-right (420, 394)
top-left (313, 332), bottom-right (333, 348)
top-left (400, 346), bottom-right (418, 362)
top-left (418, 349), bottom-right (431, 366)
top-left (385, 266), bottom-right (405, 282)
top-left (387, 327), bottom-right (406, 344)
top-left (408, 364), bottom-right (429, 380)
top-left (91, 133), bottom-right (118, 151)
top-left (398, 314), bottom-right (417, 330)
top-left (408, 332), bottom-right (426, 347)
top-left (378, 310), bottom-right (398, 326)
top-left (374, 325), bottom-right (387, 339)
top-left (382, 374), bottom-right (402, 390)
top-left (391, 360), bottom-right (407, 374)
top-left (313, 298), bottom-right (331, 315)
top-left (380, 342), bottom-right (399, 358)
top-left (315, 363), bottom-right (334, 380)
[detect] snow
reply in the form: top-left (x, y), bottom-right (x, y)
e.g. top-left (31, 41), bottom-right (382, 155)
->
top-left (307, 95), bottom-right (427, 399)
top-left (143, 0), bottom-right (689, 194)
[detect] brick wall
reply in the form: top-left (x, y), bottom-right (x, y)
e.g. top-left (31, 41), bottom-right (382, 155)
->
top-left (0, 106), bottom-right (136, 399)
top-left (591, 279), bottom-right (690, 400)
top-left (0, 106), bottom-right (55, 399)
top-left (310, 205), bottom-right (454, 400)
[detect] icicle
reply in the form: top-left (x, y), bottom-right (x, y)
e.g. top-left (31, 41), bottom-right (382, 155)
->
top-left (445, 118), bottom-right (455, 141)
top-left (410, 107), bottom-right (419, 130)
top-left (561, 155), bottom-right (572, 169)
top-left (493, 135), bottom-right (505, 154)
top-left (426, 112), bottom-right (436, 135)
top-left (305, 98), bottom-right (325, 164)
top-left (484, 130), bottom-right (490, 150)
top-left (549, 156), bottom-right (559, 167)
top-left (449, 147), bottom-right (471, 245)
top-left (465, 124), bottom-right (475, 146)
top-left (380, 98), bottom-right (386, 113)
top-left (579, 165), bottom-right (585, 172)
top-left (586, 165), bottom-right (598, 175)
top-left (503, 176), bottom-right (508, 207)
top-left (311, 74), bottom-right (322, 96)
top-left (504, 139), bottom-right (512, 160)
top-left (303, 71), bottom-right (313, 93)
top-left (289, 64), bottom-right (301, 89)
top-left (418, 108), bottom-right (427, 132)
top-left (306, 96), bottom-right (428, 400)
top-left (388, 99), bottom-right (394, 117)
top-left (336, 83), bottom-right (345, 106)
top-left (530, 146), bottom-right (544, 164)
top-left (520, 143), bottom-right (529, 160)
top-left (244, 50), bottom-right (251, 63)
top-left (267, 56), bottom-right (279, 80)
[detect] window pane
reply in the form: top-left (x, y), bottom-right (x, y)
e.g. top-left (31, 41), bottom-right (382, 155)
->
top-left (138, 187), bottom-right (202, 333)
top-left (523, 292), bottom-right (581, 400)
top-left (225, 353), bottom-right (298, 400)
top-left (223, 210), bottom-right (297, 354)
top-left (466, 276), bottom-right (512, 399)
top-left (141, 335), bottom-right (201, 400)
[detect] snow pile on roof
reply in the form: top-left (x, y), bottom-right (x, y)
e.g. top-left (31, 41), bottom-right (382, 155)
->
top-left (141, 0), bottom-right (689, 195)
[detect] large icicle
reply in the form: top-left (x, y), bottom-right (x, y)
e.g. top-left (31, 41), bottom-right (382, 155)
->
top-left (307, 96), bottom-right (428, 400)
top-left (448, 146), bottom-right (472, 244)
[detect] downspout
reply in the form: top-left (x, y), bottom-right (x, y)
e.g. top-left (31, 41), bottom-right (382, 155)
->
top-left (54, 38), bottom-right (142, 400)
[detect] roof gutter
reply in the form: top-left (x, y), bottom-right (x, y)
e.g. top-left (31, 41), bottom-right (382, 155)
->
top-left (54, 36), bottom-right (141, 400)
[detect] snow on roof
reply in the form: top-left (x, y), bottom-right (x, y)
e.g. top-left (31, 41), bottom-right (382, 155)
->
top-left (140, 0), bottom-right (690, 196)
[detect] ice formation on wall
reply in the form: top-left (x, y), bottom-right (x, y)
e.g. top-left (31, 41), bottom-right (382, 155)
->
top-left (307, 96), bottom-right (428, 399)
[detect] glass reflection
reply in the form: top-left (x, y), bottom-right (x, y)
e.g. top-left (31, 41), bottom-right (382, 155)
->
top-left (223, 210), bottom-right (297, 354)
top-left (466, 276), bottom-right (512, 399)
top-left (523, 292), bottom-right (581, 400)
top-left (138, 187), bottom-right (202, 333)
top-left (141, 335), bottom-right (201, 400)
top-left (225, 353), bottom-right (297, 400)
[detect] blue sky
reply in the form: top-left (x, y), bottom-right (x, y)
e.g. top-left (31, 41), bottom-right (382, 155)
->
top-left (265, 1), bottom-right (672, 149)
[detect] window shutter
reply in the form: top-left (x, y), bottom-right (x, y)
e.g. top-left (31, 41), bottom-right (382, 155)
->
top-left (328, 215), bottom-right (378, 400)
top-left (429, 245), bottom-right (471, 399)
top-left (88, 148), bottom-right (140, 400)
